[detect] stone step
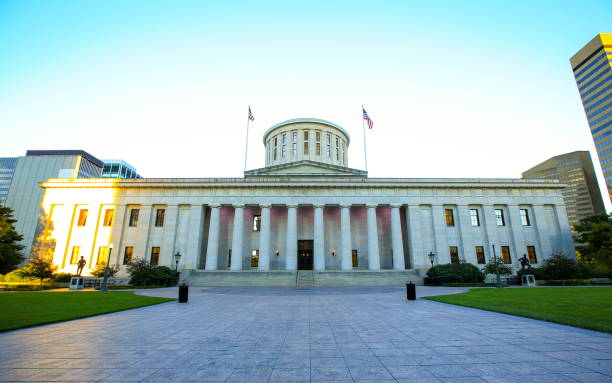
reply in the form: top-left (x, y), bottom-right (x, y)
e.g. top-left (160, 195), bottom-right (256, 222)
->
top-left (296, 270), bottom-right (314, 288)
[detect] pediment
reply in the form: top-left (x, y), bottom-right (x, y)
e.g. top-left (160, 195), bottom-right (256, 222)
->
top-left (244, 160), bottom-right (367, 177)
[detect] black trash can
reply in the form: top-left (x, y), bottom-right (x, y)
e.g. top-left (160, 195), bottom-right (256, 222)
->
top-left (406, 281), bottom-right (416, 301)
top-left (178, 283), bottom-right (189, 303)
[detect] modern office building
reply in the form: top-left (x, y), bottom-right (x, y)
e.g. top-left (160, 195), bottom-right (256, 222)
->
top-left (570, 33), bottom-right (612, 201)
top-left (522, 151), bottom-right (605, 231)
top-left (5, 150), bottom-right (103, 258)
top-left (102, 160), bottom-right (142, 179)
top-left (0, 157), bottom-right (18, 205)
top-left (38, 118), bottom-right (575, 286)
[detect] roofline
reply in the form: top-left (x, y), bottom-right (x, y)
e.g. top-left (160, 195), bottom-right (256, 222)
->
top-left (25, 150), bottom-right (104, 168)
top-left (262, 118), bottom-right (351, 145)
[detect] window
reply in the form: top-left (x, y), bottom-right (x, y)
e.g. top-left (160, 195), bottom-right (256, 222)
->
top-left (315, 131), bottom-right (320, 141)
top-left (475, 246), bottom-right (485, 264)
top-left (282, 133), bottom-right (286, 144)
top-left (445, 209), bottom-right (455, 226)
top-left (336, 147), bottom-right (339, 160)
top-left (326, 144), bottom-right (331, 157)
top-left (326, 134), bottom-right (331, 144)
top-left (527, 246), bottom-right (537, 263)
top-left (151, 247), bottom-right (160, 265)
top-left (292, 142), bottom-right (297, 156)
top-left (352, 250), bottom-right (358, 268)
top-left (70, 246), bottom-right (81, 264)
top-left (282, 145), bottom-right (286, 158)
top-left (470, 209), bottom-right (480, 226)
top-left (123, 246), bottom-right (134, 264)
top-left (495, 209), bottom-right (505, 226)
top-left (273, 148), bottom-right (277, 161)
top-left (228, 249), bottom-right (232, 268)
top-left (97, 246), bottom-right (109, 265)
top-left (251, 249), bottom-right (259, 267)
top-left (501, 246), bottom-right (511, 264)
top-left (253, 215), bottom-right (261, 231)
top-left (304, 131), bottom-right (309, 141)
top-left (520, 209), bottom-right (530, 226)
top-left (304, 141), bottom-right (309, 155)
top-left (77, 209), bottom-right (88, 226)
top-left (103, 209), bottom-right (114, 227)
top-left (273, 137), bottom-right (278, 160)
top-left (292, 131), bottom-right (297, 142)
top-left (155, 209), bottom-right (165, 227)
top-left (129, 209), bottom-right (139, 227)
top-left (449, 247), bottom-right (459, 264)
top-left (316, 143), bottom-right (321, 156)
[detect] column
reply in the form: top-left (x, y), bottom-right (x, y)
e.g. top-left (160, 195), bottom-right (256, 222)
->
top-left (161, 205), bottom-right (179, 267)
top-left (366, 205), bottom-right (380, 270)
top-left (457, 204), bottom-right (476, 264)
top-left (286, 205), bottom-right (298, 271)
top-left (109, 204), bottom-right (127, 266)
top-left (230, 205), bottom-right (245, 271)
top-left (482, 205), bottom-right (500, 259)
top-left (204, 204), bottom-right (221, 270)
top-left (391, 204), bottom-right (405, 270)
top-left (184, 204), bottom-right (204, 270)
top-left (508, 205), bottom-right (526, 268)
top-left (407, 204), bottom-right (425, 269)
top-left (258, 204), bottom-right (271, 271)
top-left (554, 204), bottom-right (576, 256)
top-left (134, 204), bottom-right (153, 262)
top-left (431, 205), bottom-right (449, 264)
top-left (340, 204), bottom-right (352, 271)
top-left (313, 204), bottom-right (325, 271)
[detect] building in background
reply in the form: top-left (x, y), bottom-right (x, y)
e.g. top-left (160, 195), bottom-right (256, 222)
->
top-left (522, 151), bottom-right (605, 231)
top-left (570, 33), bottom-right (612, 202)
top-left (5, 150), bottom-right (103, 259)
top-left (102, 159), bottom-right (142, 179)
top-left (0, 157), bottom-right (18, 205)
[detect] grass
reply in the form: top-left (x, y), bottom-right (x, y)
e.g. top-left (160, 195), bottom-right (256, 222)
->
top-left (424, 287), bottom-right (612, 333)
top-left (0, 291), bottom-right (174, 332)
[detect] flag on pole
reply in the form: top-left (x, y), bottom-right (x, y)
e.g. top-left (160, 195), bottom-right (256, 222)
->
top-left (248, 106), bottom-right (255, 121)
top-left (362, 107), bottom-right (373, 129)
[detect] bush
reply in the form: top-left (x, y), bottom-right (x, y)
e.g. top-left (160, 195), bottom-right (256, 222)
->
top-left (426, 263), bottom-right (485, 284)
top-left (1, 268), bottom-right (40, 283)
top-left (534, 253), bottom-right (592, 280)
top-left (482, 259), bottom-right (513, 277)
top-left (90, 262), bottom-right (120, 279)
top-left (52, 273), bottom-right (73, 283)
top-left (126, 258), bottom-right (179, 287)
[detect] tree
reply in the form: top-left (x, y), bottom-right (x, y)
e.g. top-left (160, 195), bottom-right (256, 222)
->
top-left (574, 213), bottom-right (612, 276)
top-left (90, 262), bottom-right (120, 279)
top-left (17, 255), bottom-right (56, 286)
top-left (482, 258), bottom-right (513, 277)
top-left (0, 205), bottom-right (25, 274)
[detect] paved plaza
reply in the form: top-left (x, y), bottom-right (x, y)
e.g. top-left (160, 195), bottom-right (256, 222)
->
top-left (0, 286), bottom-right (611, 383)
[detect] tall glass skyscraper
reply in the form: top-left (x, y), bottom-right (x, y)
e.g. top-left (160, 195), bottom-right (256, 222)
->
top-left (0, 157), bottom-right (18, 205)
top-left (570, 33), bottom-right (612, 202)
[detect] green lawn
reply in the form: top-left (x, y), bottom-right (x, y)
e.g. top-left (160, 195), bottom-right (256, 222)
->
top-left (0, 291), bottom-right (174, 332)
top-left (424, 287), bottom-right (612, 333)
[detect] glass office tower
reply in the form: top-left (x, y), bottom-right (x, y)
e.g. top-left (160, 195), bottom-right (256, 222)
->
top-left (102, 160), bottom-right (142, 179)
top-left (570, 33), bottom-right (612, 202)
top-left (0, 157), bottom-right (18, 205)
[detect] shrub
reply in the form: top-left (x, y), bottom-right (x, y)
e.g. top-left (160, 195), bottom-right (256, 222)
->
top-left (482, 258), bottom-right (513, 277)
top-left (90, 262), bottom-right (120, 279)
top-left (426, 263), bottom-right (485, 284)
top-left (52, 272), bottom-right (73, 283)
top-left (534, 253), bottom-right (591, 280)
top-left (126, 258), bottom-right (179, 287)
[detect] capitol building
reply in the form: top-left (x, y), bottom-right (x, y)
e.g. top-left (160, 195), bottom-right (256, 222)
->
top-left (40, 118), bottom-right (575, 286)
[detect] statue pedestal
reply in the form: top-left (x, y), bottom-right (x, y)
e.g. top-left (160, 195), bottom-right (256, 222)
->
top-left (521, 274), bottom-right (536, 287)
top-left (69, 277), bottom-right (85, 290)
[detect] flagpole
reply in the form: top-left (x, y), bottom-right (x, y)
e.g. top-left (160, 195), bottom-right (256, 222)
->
top-left (243, 107), bottom-right (251, 172)
top-left (362, 105), bottom-right (368, 173)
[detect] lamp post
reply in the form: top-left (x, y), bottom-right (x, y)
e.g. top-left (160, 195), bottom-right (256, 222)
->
top-left (491, 243), bottom-right (503, 289)
top-left (174, 251), bottom-right (182, 272)
top-left (100, 244), bottom-right (113, 292)
top-left (427, 251), bottom-right (435, 268)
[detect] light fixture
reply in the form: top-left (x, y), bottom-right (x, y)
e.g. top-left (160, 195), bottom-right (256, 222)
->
top-left (331, 250), bottom-right (336, 256)
top-left (427, 251), bottom-right (435, 267)
top-left (174, 251), bottom-right (182, 271)
top-left (275, 250), bottom-right (280, 256)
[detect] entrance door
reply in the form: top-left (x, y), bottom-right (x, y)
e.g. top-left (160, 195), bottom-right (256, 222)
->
top-left (297, 240), bottom-right (313, 270)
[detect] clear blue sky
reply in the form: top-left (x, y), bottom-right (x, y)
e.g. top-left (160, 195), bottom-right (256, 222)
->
top-left (1, 1), bottom-right (610, 206)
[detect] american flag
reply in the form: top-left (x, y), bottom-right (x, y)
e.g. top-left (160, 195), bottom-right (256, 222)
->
top-left (248, 106), bottom-right (255, 121)
top-left (362, 107), bottom-right (373, 129)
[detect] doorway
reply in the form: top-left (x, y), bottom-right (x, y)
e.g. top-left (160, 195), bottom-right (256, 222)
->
top-left (297, 240), bottom-right (313, 270)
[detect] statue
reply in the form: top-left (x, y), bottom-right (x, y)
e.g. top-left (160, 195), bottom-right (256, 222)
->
top-left (76, 256), bottom-right (86, 276)
top-left (519, 254), bottom-right (531, 272)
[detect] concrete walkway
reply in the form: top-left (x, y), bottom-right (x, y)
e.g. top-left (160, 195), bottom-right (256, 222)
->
top-left (0, 286), bottom-right (610, 382)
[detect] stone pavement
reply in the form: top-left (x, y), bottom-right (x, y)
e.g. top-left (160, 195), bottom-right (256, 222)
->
top-left (0, 286), bottom-right (611, 382)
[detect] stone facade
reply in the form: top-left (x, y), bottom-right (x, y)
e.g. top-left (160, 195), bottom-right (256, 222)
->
top-left (38, 119), bottom-right (575, 285)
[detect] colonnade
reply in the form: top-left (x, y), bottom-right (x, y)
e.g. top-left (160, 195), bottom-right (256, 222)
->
top-left (204, 204), bottom-right (406, 271)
